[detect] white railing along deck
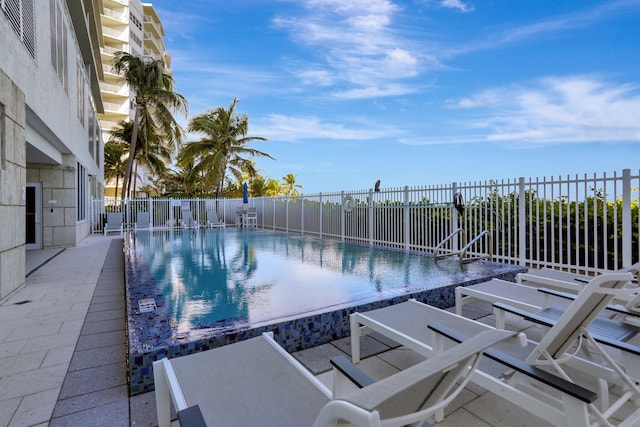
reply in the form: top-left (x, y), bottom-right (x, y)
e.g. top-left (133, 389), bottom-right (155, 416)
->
top-left (92, 169), bottom-right (639, 275)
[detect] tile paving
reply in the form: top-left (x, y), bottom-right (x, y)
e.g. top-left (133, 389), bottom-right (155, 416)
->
top-left (0, 234), bottom-right (556, 426)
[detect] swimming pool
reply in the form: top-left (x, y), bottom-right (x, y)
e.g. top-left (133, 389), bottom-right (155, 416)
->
top-left (125, 228), bottom-right (525, 394)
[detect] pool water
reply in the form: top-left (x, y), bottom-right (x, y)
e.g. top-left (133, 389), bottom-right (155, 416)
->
top-left (124, 228), bottom-right (525, 395)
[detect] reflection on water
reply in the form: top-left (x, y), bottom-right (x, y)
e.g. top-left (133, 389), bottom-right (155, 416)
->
top-left (127, 229), bottom-right (475, 333)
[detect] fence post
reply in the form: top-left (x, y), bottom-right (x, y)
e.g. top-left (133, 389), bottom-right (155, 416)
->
top-left (404, 186), bottom-right (410, 250)
top-left (519, 177), bottom-right (526, 266)
top-left (149, 198), bottom-right (154, 229)
top-left (169, 198), bottom-right (174, 227)
top-left (622, 168), bottom-right (632, 267)
top-left (300, 194), bottom-right (304, 235)
top-left (368, 189), bottom-right (374, 246)
top-left (319, 193), bottom-right (323, 239)
top-left (285, 195), bottom-right (289, 233)
top-left (452, 183), bottom-right (459, 253)
top-left (341, 190), bottom-right (346, 241)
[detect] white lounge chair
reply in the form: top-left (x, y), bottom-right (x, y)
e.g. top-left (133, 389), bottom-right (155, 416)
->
top-left (153, 330), bottom-right (517, 427)
top-left (134, 212), bottom-right (151, 230)
top-left (182, 210), bottom-right (199, 229)
top-left (518, 263), bottom-right (640, 291)
top-left (351, 272), bottom-right (638, 427)
top-left (104, 213), bottom-right (123, 236)
top-left (455, 277), bottom-right (638, 328)
top-left (206, 210), bottom-right (225, 228)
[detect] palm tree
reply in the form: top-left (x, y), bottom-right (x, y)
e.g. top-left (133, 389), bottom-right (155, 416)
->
top-left (103, 140), bottom-right (128, 198)
top-left (182, 98), bottom-right (274, 198)
top-left (264, 178), bottom-right (282, 196)
top-left (112, 52), bottom-right (187, 200)
top-left (282, 173), bottom-right (303, 196)
top-left (109, 120), bottom-right (173, 195)
top-left (163, 160), bottom-right (201, 197)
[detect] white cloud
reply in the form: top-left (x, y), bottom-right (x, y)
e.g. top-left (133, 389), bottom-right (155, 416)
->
top-left (253, 114), bottom-right (401, 142)
top-left (444, 76), bottom-right (640, 145)
top-left (446, 0), bottom-right (640, 57)
top-left (440, 0), bottom-right (474, 13)
top-left (331, 83), bottom-right (417, 99)
top-left (273, 0), bottom-right (422, 97)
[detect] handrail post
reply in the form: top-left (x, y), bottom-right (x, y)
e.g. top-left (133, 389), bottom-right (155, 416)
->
top-left (622, 168), bottom-right (632, 267)
top-left (518, 177), bottom-right (526, 266)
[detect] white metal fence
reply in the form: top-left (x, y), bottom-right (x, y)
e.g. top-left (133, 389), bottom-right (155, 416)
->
top-left (92, 168), bottom-right (640, 275)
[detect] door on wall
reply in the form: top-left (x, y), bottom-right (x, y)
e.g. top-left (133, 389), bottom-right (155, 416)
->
top-left (25, 182), bottom-right (42, 250)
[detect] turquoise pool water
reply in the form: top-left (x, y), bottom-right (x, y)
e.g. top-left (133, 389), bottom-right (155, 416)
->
top-left (127, 228), bottom-right (513, 336)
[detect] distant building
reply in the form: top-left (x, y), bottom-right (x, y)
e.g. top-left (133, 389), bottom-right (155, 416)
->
top-left (0, 0), bottom-right (104, 299)
top-left (99, 0), bottom-right (171, 198)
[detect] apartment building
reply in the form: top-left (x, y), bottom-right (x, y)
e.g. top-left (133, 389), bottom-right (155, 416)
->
top-left (0, 0), bottom-right (104, 299)
top-left (100, 0), bottom-right (169, 197)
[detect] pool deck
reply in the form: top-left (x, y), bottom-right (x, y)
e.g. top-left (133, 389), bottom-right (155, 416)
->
top-left (1, 235), bottom-right (550, 426)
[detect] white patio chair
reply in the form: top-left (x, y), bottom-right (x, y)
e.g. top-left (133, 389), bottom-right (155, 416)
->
top-left (350, 272), bottom-right (639, 427)
top-left (206, 210), bottom-right (225, 228)
top-left (134, 212), bottom-right (151, 230)
top-left (153, 329), bottom-right (517, 427)
top-left (104, 213), bottom-right (123, 236)
top-left (245, 207), bottom-right (257, 227)
top-left (182, 210), bottom-right (199, 229)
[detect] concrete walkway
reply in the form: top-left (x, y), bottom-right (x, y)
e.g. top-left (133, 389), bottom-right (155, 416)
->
top-left (0, 236), bottom-right (115, 426)
top-left (1, 234), bottom-right (552, 427)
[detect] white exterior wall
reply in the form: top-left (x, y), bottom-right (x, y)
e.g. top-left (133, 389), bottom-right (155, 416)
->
top-left (0, 0), bottom-right (104, 299)
top-left (0, 70), bottom-right (27, 300)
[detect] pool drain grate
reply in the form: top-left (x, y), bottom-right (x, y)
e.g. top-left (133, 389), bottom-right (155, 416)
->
top-left (138, 298), bottom-right (157, 313)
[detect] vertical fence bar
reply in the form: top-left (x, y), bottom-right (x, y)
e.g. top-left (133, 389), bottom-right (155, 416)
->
top-left (300, 194), bottom-right (304, 235)
top-left (319, 193), bottom-right (323, 239)
top-left (622, 168), bottom-right (632, 267)
top-left (403, 186), bottom-right (410, 250)
top-left (518, 177), bottom-right (527, 265)
top-left (340, 191), bottom-right (345, 241)
top-left (368, 189), bottom-right (374, 246)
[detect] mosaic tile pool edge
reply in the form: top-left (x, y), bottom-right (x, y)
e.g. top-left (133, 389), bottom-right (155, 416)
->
top-left (127, 268), bottom-right (524, 396)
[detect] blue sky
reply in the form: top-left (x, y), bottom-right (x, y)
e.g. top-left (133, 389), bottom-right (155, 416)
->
top-left (150, 0), bottom-right (640, 194)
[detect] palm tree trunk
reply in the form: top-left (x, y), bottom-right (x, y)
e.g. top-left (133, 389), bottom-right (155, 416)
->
top-left (121, 106), bottom-right (140, 201)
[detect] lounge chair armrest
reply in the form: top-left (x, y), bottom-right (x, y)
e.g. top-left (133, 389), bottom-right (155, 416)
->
top-left (177, 405), bottom-right (207, 427)
top-left (537, 288), bottom-right (640, 318)
top-left (330, 355), bottom-right (375, 389)
top-left (590, 334), bottom-right (640, 356)
top-left (537, 287), bottom-right (577, 300)
top-left (605, 304), bottom-right (640, 318)
top-left (492, 303), bottom-right (555, 327)
top-left (427, 323), bottom-right (597, 404)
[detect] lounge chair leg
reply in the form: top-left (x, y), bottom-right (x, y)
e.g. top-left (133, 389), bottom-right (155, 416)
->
top-left (350, 314), bottom-right (361, 363)
top-left (455, 287), bottom-right (463, 316)
top-left (153, 361), bottom-right (172, 427)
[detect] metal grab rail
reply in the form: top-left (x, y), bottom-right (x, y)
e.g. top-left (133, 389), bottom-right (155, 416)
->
top-left (434, 228), bottom-right (493, 263)
top-left (459, 230), bottom-right (493, 263)
top-left (433, 228), bottom-right (466, 259)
